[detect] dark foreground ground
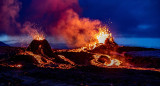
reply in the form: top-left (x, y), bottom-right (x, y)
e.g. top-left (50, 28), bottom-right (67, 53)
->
top-left (0, 65), bottom-right (160, 86)
top-left (0, 46), bottom-right (160, 86)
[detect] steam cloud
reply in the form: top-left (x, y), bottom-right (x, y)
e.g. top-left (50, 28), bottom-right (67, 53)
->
top-left (0, 0), bottom-right (105, 48)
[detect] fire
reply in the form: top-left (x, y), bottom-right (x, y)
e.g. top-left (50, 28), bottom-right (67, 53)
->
top-left (20, 51), bottom-right (54, 65)
top-left (91, 54), bottom-right (122, 67)
top-left (106, 59), bottom-right (122, 66)
top-left (19, 51), bottom-right (75, 69)
top-left (58, 55), bottom-right (75, 65)
top-left (16, 64), bottom-right (22, 68)
top-left (21, 22), bottom-right (45, 40)
top-left (83, 27), bottom-right (114, 50)
top-left (31, 29), bottom-right (45, 40)
top-left (6, 64), bottom-right (23, 68)
top-left (95, 27), bottom-right (114, 44)
top-left (33, 34), bottom-right (45, 40)
top-left (96, 27), bottom-right (109, 44)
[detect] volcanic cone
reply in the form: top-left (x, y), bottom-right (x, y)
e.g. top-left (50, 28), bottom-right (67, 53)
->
top-left (27, 39), bottom-right (53, 57)
top-left (91, 38), bottom-right (118, 54)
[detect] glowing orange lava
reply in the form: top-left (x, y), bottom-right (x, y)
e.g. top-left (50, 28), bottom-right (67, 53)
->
top-left (2, 24), bottom-right (159, 72)
top-left (16, 64), bottom-right (22, 68)
top-left (106, 59), bottom-right (122, 66)
top-left (5, 64), bottom-right (23, 68)
top-left (19, 51), bottom-right (75, 69)
top-left (91, 54), bottom-right (122, 67)
top-left (96, 27), bottom-right (110, 44)
top-left (84, 27), bottom-right (114, 50)
top-left (33, 34), bottom-right (45, 40)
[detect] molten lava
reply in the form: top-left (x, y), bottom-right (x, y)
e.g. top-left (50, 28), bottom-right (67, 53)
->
top-left (16, 64), bottom-right (22, 68)
top-left (1, 24), bottom-right (160, 72)
top-left (6, 64), bottom-right (23, 68)
top-left (96, 27), bottom-right (110, 44)
top-left (106, 59), bottom-right (122, 66)
top-left (33, 34), bottom-right (45, 40)
top-left (85, 27), bottom-right (116, 51)
top-left (91, 54), bottom-right (122, 68)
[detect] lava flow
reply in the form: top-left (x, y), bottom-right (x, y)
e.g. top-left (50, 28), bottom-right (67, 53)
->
top-left (15, 27), bottom-right (123, 69)
top-left (1, 27), bottom-right (160, 72)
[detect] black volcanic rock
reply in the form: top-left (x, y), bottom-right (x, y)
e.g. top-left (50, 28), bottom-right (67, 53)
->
top-left (9, 55), bottom-right (39, 64)
top-left (117, 46), bottom-right (158, 53)
top-left (27, 39), bottom-right (53, 57)
top-left (0, 41), bottom-right (9, 46)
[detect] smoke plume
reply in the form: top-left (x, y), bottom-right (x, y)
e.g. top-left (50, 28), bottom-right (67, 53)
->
top-left (0, 0), bottom-right (105, 48)
top-left (31, 0), bottom-right (103, 47)
top-left (0, 0), bottom-right (21, 35)
top-left (52, 9), bottom-right (102, 47)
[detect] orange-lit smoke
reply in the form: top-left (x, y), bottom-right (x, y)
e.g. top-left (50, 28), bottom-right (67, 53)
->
top-left (52, 9), bottom-right (105, 47)
top-left (21, 22), bottom-right (45, 40)
top-left (31, 0), bottom-right (110, 48)
top-left (0, 0), bottom-right (45, 40)
top-left (0, 0), bottom-right (112, 48)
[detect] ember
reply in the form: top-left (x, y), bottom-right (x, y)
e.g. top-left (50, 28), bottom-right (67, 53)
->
top-left (16, 64), bottom-right (22, 68)
top-left (96, 27), bottom-right (110, 44)
top-left (0, 0), bottom-right (158, 75)
top-left (7, 64), bottom-right (23, 68)
top-left (0, 0), bottom-right (160, 85)
top-left (33, 34), bottom-right (45, 41)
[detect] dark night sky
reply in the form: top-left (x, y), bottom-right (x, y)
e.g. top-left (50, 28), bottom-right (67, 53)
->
top-left (1, 0), bottom-right (160, 37)
top-left (79, 0), bottom-right (160, 37)
top-left (0, 0), bottom-right (160, 49)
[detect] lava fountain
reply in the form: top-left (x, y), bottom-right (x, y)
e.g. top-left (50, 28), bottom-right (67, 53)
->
top-left (26, 30), bottom-right (53, 57)
top-left (96, 27), bottom-right (110, 44)
top-left (1, 25), bottom-right (159, 72)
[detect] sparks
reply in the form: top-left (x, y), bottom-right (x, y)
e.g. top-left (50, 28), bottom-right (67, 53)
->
top-left (96, 28), bottom-right (109, 44)
top-left (95, 27), bottom-right (113, 44)
top-left (16, 64), bottom-right (22, 68)
top-left (33, 34), bottom-right (45, 40)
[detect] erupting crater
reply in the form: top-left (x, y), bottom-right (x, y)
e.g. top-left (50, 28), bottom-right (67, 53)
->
top-left (27, 39), bottom-right (53, 57)
top-left (1, 27), bottom-right (159, 72)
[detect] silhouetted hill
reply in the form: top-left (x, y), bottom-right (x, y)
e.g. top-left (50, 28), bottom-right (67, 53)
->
top-left (0, 41), bottom-right (9, 46)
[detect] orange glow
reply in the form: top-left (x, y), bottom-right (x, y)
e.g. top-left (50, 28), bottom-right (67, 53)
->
top-left (31, 29), bottom-right (45, 40)
top-left (2, 25), bottom-right (159, 72)
top-left (21, 22), bottom-right (45, 40)
top-left (33, 34), bottom-right (45, 40)
top-left (106, 59), bottom-right (122, 66)
top-left (19, 51), bottom-right (75, 69)
top-left (96, 27), bottom-right (109, 44)
top-left (16, 64), bottom-right (22, 68)
top-left (91, 54), bottom-right (122, 67)
top-left (58, 55), bottom-right (75, 65)
top-left (20, 51), bottom-right (53, 65)
top-left (83, 27), bottom-right (114, 50)
top-left (6, 64), bottom-right (23, 68)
